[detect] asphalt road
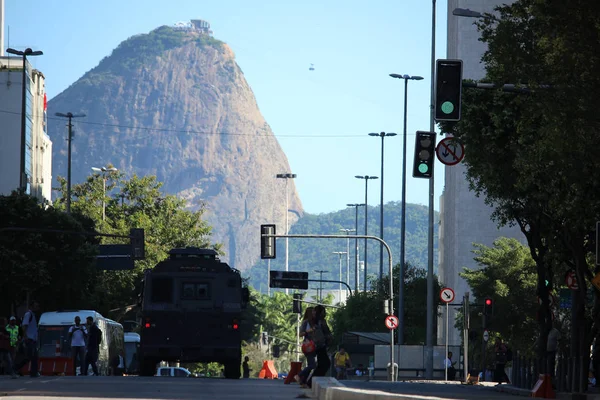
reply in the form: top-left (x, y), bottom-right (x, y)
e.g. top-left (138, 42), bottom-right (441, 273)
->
top-left (342, 380), bottom-right (518, 399)
top-left (0, 376), bottom-right (307, 400)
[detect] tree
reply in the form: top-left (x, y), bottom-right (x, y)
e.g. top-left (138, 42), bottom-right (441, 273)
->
top-left (0, 191), bottom-right (99, 316)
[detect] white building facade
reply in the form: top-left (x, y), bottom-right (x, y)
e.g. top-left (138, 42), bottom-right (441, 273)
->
top-left (0, 56), bottom-right (52, 203)
top-left (438, 0), bottom-right (523, 346)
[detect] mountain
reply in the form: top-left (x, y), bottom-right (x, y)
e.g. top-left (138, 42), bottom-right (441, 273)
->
top-left (245, 201), bottom-right (439, 292)
top-left (47, 24), bottom-right (302, 271)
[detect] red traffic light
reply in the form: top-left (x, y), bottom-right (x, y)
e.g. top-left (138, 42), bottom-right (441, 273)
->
top-left (485, 298), bottom-right (492, 306)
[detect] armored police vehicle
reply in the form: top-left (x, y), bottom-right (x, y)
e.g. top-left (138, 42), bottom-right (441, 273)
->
top-left (138, 248), bottom-right (249, 378)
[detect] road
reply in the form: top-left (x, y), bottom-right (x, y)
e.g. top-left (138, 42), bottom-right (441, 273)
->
top-left (0, 376), bottom-right (307, 400)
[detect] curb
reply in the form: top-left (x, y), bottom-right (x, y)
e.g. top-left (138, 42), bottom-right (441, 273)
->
top-left (494, 384), bottom-right (600, 400)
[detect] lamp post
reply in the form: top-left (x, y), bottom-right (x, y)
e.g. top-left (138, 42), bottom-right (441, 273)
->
top-left (55, 112), bottom-right (86, 213)
top-left (368, 132), bottom-right (397, 282)
top-left (91, 166), bottom-right (118, 221)
top-left (346, 204), bottom-right (365, 292)
top-left (355, 175), bottom-right (378, 291)
top-left (389, 74), bottom-right (424, 345)
top-left (276, 173), bottom-right (297, 295)
top-left (332, 251), bottom-right (347, 303)
top-left (314, 270), bottom-right (328, 302)
top-left (7, 48), bottom-right (43, 193)
top-left (339, 228), bottom-right (355, 297)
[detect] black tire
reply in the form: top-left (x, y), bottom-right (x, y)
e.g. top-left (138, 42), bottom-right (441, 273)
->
top-left (224, 359), bottom-right (241, 379)
top-left (140, 356), bottom-right (156, 377)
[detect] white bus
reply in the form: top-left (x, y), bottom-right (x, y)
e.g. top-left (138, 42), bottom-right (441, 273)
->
top-left (124, 332), bottom-right (140, 374)
top-left (38, 310), bottom-right (125, 376)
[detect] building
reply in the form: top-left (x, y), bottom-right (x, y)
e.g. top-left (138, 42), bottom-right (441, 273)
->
top-left (0, 56), bottom-right (52, 204)
top-left (438, 0), bottom-right (522, 346)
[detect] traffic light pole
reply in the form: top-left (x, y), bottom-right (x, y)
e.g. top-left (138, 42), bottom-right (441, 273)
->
top-left (482, 313), bottom-right (487, 381)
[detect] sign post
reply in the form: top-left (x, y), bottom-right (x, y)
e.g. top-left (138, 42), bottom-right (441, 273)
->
top-left (440, 288), bottom-right (455, 381)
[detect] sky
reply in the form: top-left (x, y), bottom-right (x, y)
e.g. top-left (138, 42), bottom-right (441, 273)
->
top-left (5, 0), bottom-right (449, 215)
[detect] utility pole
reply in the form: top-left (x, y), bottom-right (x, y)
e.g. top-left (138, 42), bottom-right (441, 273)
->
top-left (314, 270), bottom-right (328, 302)
top-left (55, 112), bottom-right (86, 214)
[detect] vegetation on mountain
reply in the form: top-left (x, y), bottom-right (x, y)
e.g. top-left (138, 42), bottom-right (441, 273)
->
top-left (439, 0), bottom-right (600, 382)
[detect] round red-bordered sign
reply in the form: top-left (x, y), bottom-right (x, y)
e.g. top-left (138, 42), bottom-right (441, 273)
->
top-left (440, 288), bottom-right (455, 303)
top-left (565, 271), bottom-right (579, 290)
top-left (436, 137), bottom-right (465, 166)
top-left (385, 315), bottom-right (399, 330)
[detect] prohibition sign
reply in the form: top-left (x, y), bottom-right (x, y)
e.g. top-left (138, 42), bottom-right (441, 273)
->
top-left (440, 288), bottom-right (455, 303)
top-left (436, 137), bottom-right (465, 166)
top-left (385, 315), bottom-right (399, 330)
top-left (565, 271), bottom-right (579, 290)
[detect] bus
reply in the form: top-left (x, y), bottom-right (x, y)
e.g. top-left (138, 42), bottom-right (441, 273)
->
top-left (38, 310), bottom-right (125, 376)
top-left (124, 332), bottom-right (140, 374)
top-left (138, 248), bottom-right (249, 378)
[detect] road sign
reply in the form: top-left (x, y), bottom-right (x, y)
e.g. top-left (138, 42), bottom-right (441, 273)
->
top-left (565, 271), bottom-right (579, 290)
top-left (440, 287), bottom-right (455, 303)
top-left (385, 315), bottom-right (399, 330)
top-left (269, 271), bottom-right (308, 289)
top-left (592, 272), bottom-right (600, 292)
top-left (483, 330), bottom-right (489, 342)
top-left (435, 137), bottom-right (465, 166)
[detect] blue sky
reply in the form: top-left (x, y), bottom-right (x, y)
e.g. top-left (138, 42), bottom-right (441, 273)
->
top-left (6, 0), bottom-right (448, 214)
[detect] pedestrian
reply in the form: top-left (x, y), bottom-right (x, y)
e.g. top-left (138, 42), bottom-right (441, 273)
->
top-left (0, 317), bottom-right (17, 378)
top-left (242, 356), bottom-right (251, 378)
top-left (494, 338), bottom-right (510, 385)
top-left (84, 316), bottom-right (101, 376)
top-left (444, 351), bottom-right (457, 380)
top-left (13, 301), bottom-right (40, 378)
top-left (334, 347), bottom-right (351, 380)
top-left (306, 305), bottom-right (332, 388)
top-left (547, 324), bottom-right (561, 380)
top-left (296, 306), bottom-right (316, 386)
top-left (68, 316), bottom-right (88, 376)
top-left (6, 317), bottom-right (20, 369)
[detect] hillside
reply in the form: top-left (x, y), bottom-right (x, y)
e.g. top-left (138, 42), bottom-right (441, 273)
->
top-left (46, 24), bottom-right (302, 271)
top-left (245, 201), bottom-right (439, 291)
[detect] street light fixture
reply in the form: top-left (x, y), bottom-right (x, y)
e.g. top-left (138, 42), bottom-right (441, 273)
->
top-left (452, 8), bottom-right (483, 18)
top-left (368, 132), bottom-right (397, 282)
top-left (332, 251), bottom-right (348, 303)
top-left (7, 48), bottom-right (43, 193)
top-left (314, 269), bottom-right (329, 302)
top-left (346, 204), bottom-right (365, 292)
top-left (389, 74), bottom-right (424, 345)
top-left (276, 173), bottom-right (297, 295)
top-left (55, 112), bottom-right (86, 213)
top-left (92, 166), bottom-right (118, 221)
top-left (339, 228), bottom-right (355, 295)
top-left (355, 175), bottom-right (378, 291)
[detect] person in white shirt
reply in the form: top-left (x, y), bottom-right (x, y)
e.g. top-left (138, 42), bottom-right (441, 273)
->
top-left (444, 351), bottom-right (457, 380)
top-left (68, 317), bottom-right (88, 376)
top-left (13, 301), bottom-right (40, 378)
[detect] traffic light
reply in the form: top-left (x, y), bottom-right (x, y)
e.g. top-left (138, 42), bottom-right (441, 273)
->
top-left (261, 332), bottom-right (268, 345)
top-left (435, 59), bottom-right (463, 121)
top-left (484, 297), bottom-right (493, 316)
top-left (260, 224), bottom-right (276, 259)
top-left (272, 345), bottom-right (280, 358)
top-left (130, 228), bottom-right (145, 260)
top-left (293, 293), bottom-right (303, 314)
top-left (412, 131), bottom-right (436, 179)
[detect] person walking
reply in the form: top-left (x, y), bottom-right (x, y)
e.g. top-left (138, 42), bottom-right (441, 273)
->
top-left (444, 351), bottom-right (457, 380)
top-left (84, 316), bottom-right (101, 376)
top-left (494, 338), bottom-right (510, 385)
top-left (242, 356), bottom-right (251, 378)
top-left (296, 307), bottom-right (316, 386)
top-left (68, 316), bottom-right (88, 376)
top-left (0, 318), bottom-right (17, 378)
top-left (14, 301), bottom-right (40, 378)
top-left (6, 317), bottom-right (20, 369)
top-left (307, 305), bottom-right (332, 388)
top-left (547, 325), bottom-right (561, 380)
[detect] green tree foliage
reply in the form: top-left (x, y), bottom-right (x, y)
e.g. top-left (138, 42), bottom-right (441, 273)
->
top-left (0, 191), bottom-right (99, 316)
top-left (52, 171), bottom-right (217, 315)
top-left (331, 263), bottom-right (441, 345)
top-left (438, 0), bottom-right (600, 370)
top-left (459, 238), bottom-right (538, 359)
top-left (246, 202), bottom-right (439, 293)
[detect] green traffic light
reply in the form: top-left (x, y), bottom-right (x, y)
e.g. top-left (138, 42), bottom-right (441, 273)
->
top-left (441, 101), bottom-right (454, 114)
top-left (418, 163), bottom-right (429, 174)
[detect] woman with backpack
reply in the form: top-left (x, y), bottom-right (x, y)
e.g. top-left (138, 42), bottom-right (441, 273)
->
top-left (296, 307), bottom-right (316, 386)
top-left (307, 305), bottom-right (332, 388)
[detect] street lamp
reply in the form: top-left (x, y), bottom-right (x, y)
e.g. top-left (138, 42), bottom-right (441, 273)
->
top-left (276, 173), bottom-right (297, 295)
top-left (452, 8), bottom-right (483, 18)
top-left (92, 166), bottom-right (118, 221)
top-left (346, 204), bottom-right (365, 292)
top-left (339, 228), bottom-right (355, 296)
top-left (314, 270), bottom-right (328, 302)
top-left (332, 251), bottom-right (347, 303)
top-left (7, 48), bottom-right (43, 193)
top-left (355, 175), bottom-right (378, 291)
top-left (55, 112), bottom-right (86, 213)
top-left (368, 132), bottom-right (397, 282)
top-left (389, 74), bottom-right (424, 345)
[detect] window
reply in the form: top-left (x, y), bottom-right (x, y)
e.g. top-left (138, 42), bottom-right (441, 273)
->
top-left (174, 368), bottom-right (188, 377)
top-left (159, 368), bottom-right (169, 376)
top-left (181, 283), bottom-right (210, 300)
top-left (151, 277), bottom-right (173, 303)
